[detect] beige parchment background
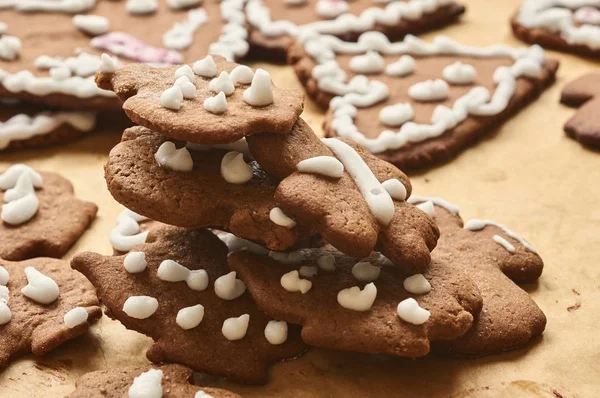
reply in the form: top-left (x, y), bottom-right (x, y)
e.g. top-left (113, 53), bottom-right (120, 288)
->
top-left (1, 0), bottom-right (599, 396)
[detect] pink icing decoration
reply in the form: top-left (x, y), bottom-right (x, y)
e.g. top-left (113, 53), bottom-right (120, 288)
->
top-left (91, 32), bottom-right (183, 65)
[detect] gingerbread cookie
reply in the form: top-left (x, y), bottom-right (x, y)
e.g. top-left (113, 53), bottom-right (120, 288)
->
top-left (512, 1), bottom-right (600, 59)
top-left (68, 364), bottom-right (240, 398)
top-left (406, 196), bottom-right (546, 355)
top-left (0, 164), bottom-right (98, 261)
top-left (0, 257), bottom-right (102, 368)
top-left (227, 236), bottom-right (482, 358)
top-left (105, 126), bottom-right (312, 252)
top-left (95, 56), bottom-right (304, 143)
top-left (0, 0), bottom-right (248, 110)
top-left (247, 118), bottom-right (439, 273)
top-left (71, 225), bottom-right (307, 384)
top-left (246, 0), bottom-right (466, 61)
top-left (560, 72), bottom-right (600, 149)
top-left (288, 32), bottom-right (559, 170)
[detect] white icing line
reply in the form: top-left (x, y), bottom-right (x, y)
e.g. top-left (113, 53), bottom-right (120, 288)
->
top-left (465, 219), bottom-right (536, 253)
top-left (493, 234), bottom-right (516, 253)
top-left (209, 0), bottom-right (250, 61)
top-left (163, 8), bottom-right (207, 51)
top-left (0, 0), bottom-right (96, 13)
top-left (0, 165), bottom-right (42, 225)
top-left (110, 209), bottom-right (150, 253)
top-left (407, 195), bottom-right (460, 214)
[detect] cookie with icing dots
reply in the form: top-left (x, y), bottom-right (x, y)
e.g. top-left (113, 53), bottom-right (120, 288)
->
top-left (0, 257), bottom-right (102, 369)
top-left (104, 126), bottom-right (313, 252)
top-left (71, 225), bottom-right (307, 384)
top-left (288, 32), bottom-right (559, 170)
top-left (0, 0), bottom-right (248, 110)
top-left (95, 55), bottom-right (304, 143)
top-left (246, 0), bottom-right (466, 61)
top-left (560, 72), bottom-right (600, 149)
top-left (67, 364), bottom-right (240, 398)
top-left (512, 0), bottom-right (600, 59)
top-left (0, 164), bottom-right (98, 261)
top-left (406, 196), bottom-right (546, 355)
top-left (247, 118), bottom-right (440, 274)
top-left (227, 235), bottom-right (482, 358)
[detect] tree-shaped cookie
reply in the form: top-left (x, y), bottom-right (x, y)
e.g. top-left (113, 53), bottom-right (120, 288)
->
top-left (560, 72), bottom-right (600, 149)
top-left (407, 197), bottom-right (546, 355)
top-left (0, 165), bottom-right (98, 261)
top-left (71, 225), bottom-right (307, 384)
top-left (95, 56), bottom-right (304, 143)
top-left (105, 126), bottom-right (313, 252)
top-left (67, 364), bottom-right (239, 398)
top-left (288, 32), bottom-right (559, 170)
top-left (248, 118), bottom-right (439, 273)
top-left (0, 257), bottom-right (102, 368)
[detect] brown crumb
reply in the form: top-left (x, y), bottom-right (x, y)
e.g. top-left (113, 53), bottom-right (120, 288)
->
top-left (552, 389), bottom-right (565, 398)
top-left (572, 288), bottom-right (581, 296)
top-left (567, 302), bottom-right (581, 312)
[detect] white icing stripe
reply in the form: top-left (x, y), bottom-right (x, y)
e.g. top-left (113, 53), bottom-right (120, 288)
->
top-left (0, 0), bottom-right (96, 13)
top-left (493, 234), bottom-right (516, 253)
top-left (0, 112), bottom-right (96, 150)
top-left (0, 165), bottom-right (41, 225)
top-left (110, 209), bottom-right (150, 252)
top-left (407, 195), bottom-right (460, 214)
top-left (163, 8), bottom-right (207, 51)
top-left (517, 0), bottom-right (600, 50)
top-left (322, 138), bottom-right (395, 226)
top-left (303, 32), bottom-right (545, 153)
top-left (210, 0), bottom-right (249, 61)
top-left (465, 219), bottom-right (536, 253)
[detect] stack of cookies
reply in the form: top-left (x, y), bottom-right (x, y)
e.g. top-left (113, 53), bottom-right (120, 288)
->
top-left (70, 54), bottom-right (546, 385)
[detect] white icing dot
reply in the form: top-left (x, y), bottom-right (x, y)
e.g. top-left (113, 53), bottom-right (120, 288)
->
top-left (126, 0), bottom-right (158, 15)
top-left (385, 55), bottom-right (415, 77)
top-left (397, 298), bottom-right (430, 325)
top-left (124, 252), bottom-right (147, 273)
top-left (1, 192), bottom-right (38, 225)
top-left (349, 51), bottom-right (384, 74)
top-left (352, 261), bottom-right (381, 282)
top-left (0, 285), bottom-right (8, 302)
top-left (381, 179), bottom-right (407, 201)
top-left (214, 271), bottom-right (246, 300)
top-left (195, 391), bottom-right (214, 398)
top-left (221, 151), bottom-right (253, 184)
top-left (269, 250), bottom-right (306, 265)
top-left (73, 14), bottom-right (109, 36)
top-left (222, 314), bottom-right (250, 341)
top-left (157, 260), bottom-right (209, 291)
top-left (154, 141), bottom-right (194, 172)
top-left (0, 301), bottom-right (11, 325)
top-left (315, 0), bottom-right (348, 18)
top-left (280, 270), bottom-right (312, 294)
top-left (443, 61), bottom-right (476, 85)
top-left (99, 53), bottom-right (117, 73)
top-left (209, 72), bottom-right (235, 96)
top-left (379, 103), bottom-right (413, 127)
top-left (337, 283), bottom-right (377, 312)
top-left (167, 0), bottom-right (201, 10)
top-left (192, 56), bottom-right (217, 78)
top-left (174, 77), bottom-right (196, 99)
top-left (176, 304), bottom-right (204, 330)
top-left (0, 35), bottom-right (21, 61)
top-left (160, 85), bottom-right (184, 110)
top-left (175, 65), bottom-right (195, 81)
top-left (416, 201), bottom-right (435, 217)
top-left (110, 210), bottom-right (150, 253)
top-left (296, 156), bottom-right (344, 178)
top-left (403, 274), bottom-right (431, 294)
top-left (128, 369), bottom-right (163, 398)
top-left (243, 69), bottom-right (274, 107)
top-left (317, 254), bottom-right (336, 272)
top-left (408, 79), bottom-right (449, 102)
top-left (269, 207), bottom-right (297, 229)
top-left (203, 91), bottom-right (228, 114)
top-left (4, 172), bottom-right (35, 202)
top-left (229, 65), bottom-right (254, 84)
top-left (299, 266), bottom-right (318, 278)
top-left (64, 307), bottom-right (89, 328)
top-left (264, 320), bottom-right (288, 345)
top-left (0, 266), bottom-right (8, 285)
top-left (21, 267), bottom-right (60, 305)
top-left (123, 296), bottom-right (159, 319)
top-left (163, 9), bottom-right (207, 51)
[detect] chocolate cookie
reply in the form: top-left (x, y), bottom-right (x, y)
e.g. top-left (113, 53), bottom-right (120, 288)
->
top-left (228, 238), bottom-right (482, 358)
top-left (560, 72), bottom-right (600, 149)
top-left (0, 257), bottom-right (102, 368)
top-left (0, 164), bottom-right (98, 261)
top-left (105, 126), bottom-right (312, 252)
top-left (246, 0), bottom-right (466, 61)
top-left (68, 364), bottom-right (240, 398)
top-left (512, 1), bottom-right (600, 59)
top-left (0, 0), bottom-right (248, 110)
top-left (406, 196), bottom-right (546, 355)
top-left (248, 118), bottom-right (440, 273)
top-left (95, 56), bottom-right (304, 143)
top-left (71, 225), bottom-right (307, 384)
top-left (288, 32), bottom-right (559, 170)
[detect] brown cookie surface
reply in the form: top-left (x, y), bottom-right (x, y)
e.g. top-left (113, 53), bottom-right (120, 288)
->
top-left (511, 2), bottom-right (600, 59)
top-left (0, 257), bottom-right (102, 368)
top-left (71, 225), bottom-right (307, 384)
top-left (0, 166), bottom-right (98, 261)
top-left (288, 32), bottom-right (558, 170)
top-left (228, 242), bottom-right (482, 358)
top-left (105, 126), bottom-right (312, 252)
top-left (246, 0), bottom-right (465, 61)
top-left (248, 118), bottom-right (440, 273)
top-left (67, 364), bottom-right (240, 398)
top-left (95, 57), bottom-right (304, 144)
top-left (560, 72), bottom-right (600, 150)
top-left (0, 0), bottom-right (248, 110)
top-left (407, 197), bottom-right (546, 355)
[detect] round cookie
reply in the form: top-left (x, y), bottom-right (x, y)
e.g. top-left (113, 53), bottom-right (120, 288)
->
top-left (246, 0), bottom-right (466, 61)
top-left (71, 225), bottom-right (308, 384)
top-left (288, 32), bottom-right (559, 170)
top-left (560, 72), bottom-right (600, 150)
